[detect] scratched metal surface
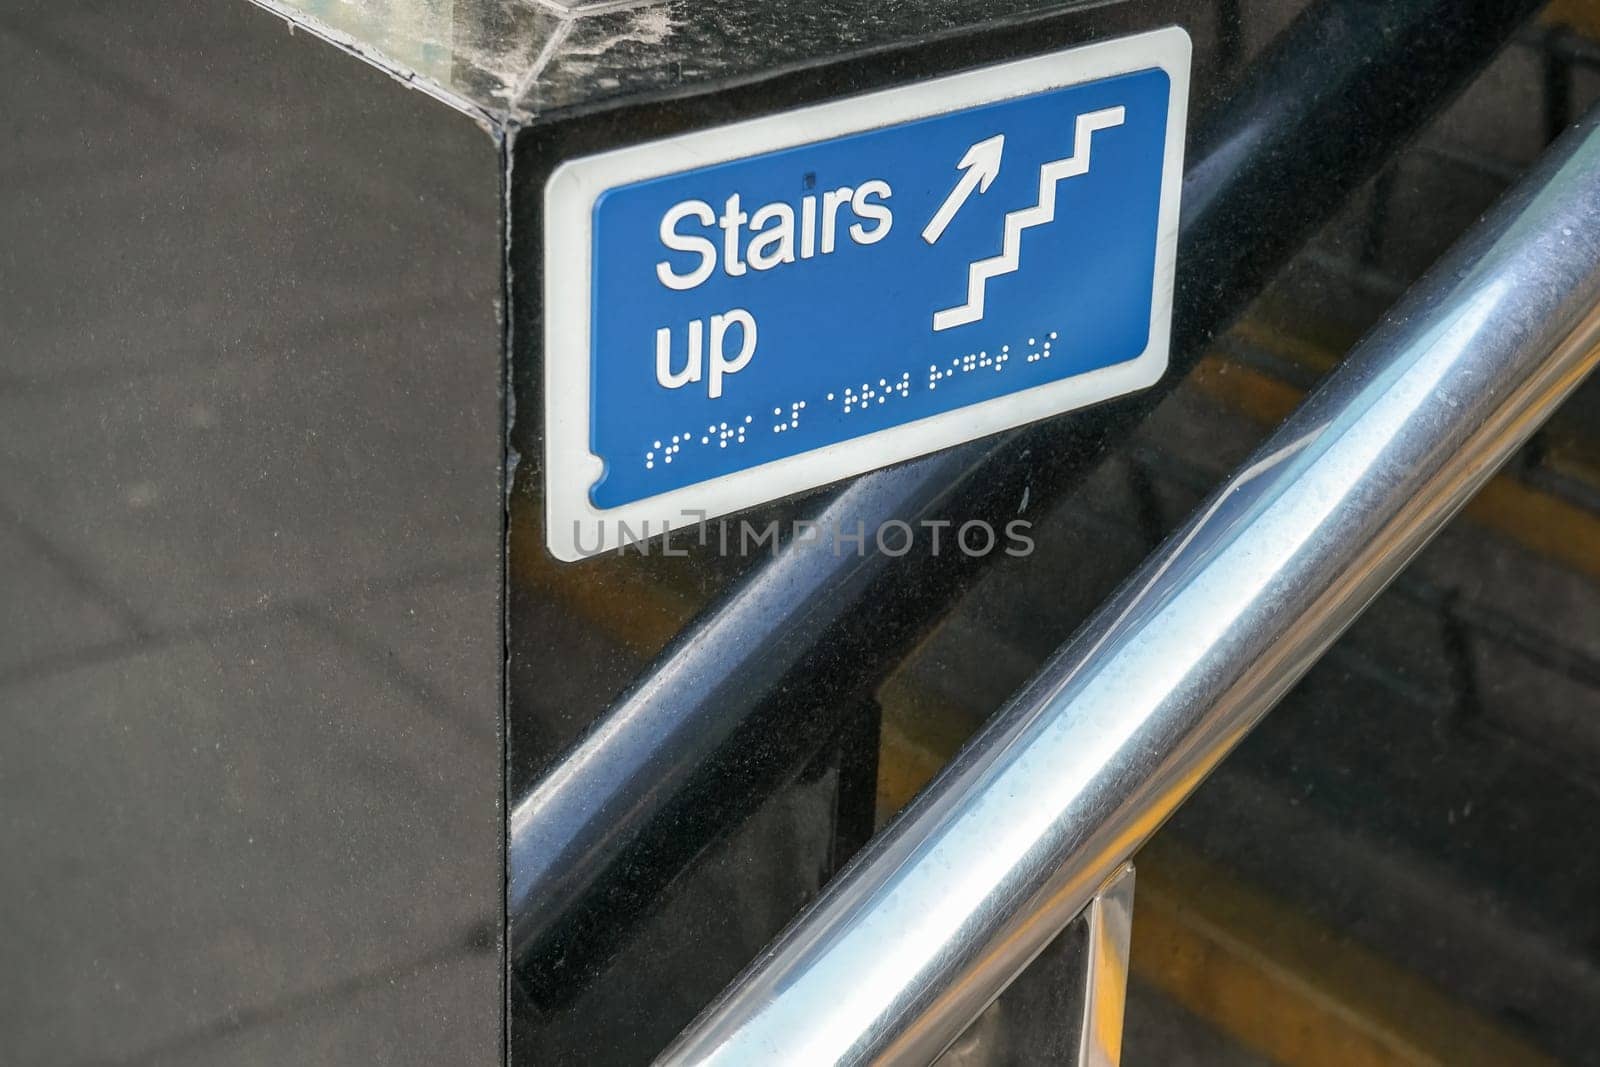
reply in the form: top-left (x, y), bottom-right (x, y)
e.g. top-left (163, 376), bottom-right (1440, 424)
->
top-left (246, 0), bottom-right (1110, 121)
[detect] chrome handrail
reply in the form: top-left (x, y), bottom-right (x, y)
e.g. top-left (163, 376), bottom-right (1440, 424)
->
top-left (657, 108), bottom-right (1600, 1066)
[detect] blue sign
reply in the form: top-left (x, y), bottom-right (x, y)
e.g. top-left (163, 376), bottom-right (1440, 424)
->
top-left (545, 29), bottom-right (1189, 558)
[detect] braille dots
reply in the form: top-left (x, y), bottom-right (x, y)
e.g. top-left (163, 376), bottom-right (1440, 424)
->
top-left (774, 401), bottom-right (807, 433)
top-left (1025, 329), bottom-right (1058, 364)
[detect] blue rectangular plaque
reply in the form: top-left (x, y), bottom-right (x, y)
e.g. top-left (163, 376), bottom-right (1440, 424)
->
top-left (545, 28), bottom-right (1190, 558)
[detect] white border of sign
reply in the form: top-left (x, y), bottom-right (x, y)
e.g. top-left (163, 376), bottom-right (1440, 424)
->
top-left (544, 26), bottom-right (1191, 561)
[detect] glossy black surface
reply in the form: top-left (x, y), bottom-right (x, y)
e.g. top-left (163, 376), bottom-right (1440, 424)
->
top-left (504, 0), bottom-right (1549, 1062)
top-left (2, 2), bottom-right (503, 1061)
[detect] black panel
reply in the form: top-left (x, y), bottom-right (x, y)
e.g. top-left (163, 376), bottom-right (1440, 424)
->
top-left (0, 2), bottom-right (504, 1061)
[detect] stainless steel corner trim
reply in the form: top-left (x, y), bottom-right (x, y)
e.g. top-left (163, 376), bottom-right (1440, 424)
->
top-left (657, 107), bottom-right (1600, 1067)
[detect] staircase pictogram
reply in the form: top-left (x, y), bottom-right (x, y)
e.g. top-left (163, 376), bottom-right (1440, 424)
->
top-left (932, 106), bottom-right (1126, 332)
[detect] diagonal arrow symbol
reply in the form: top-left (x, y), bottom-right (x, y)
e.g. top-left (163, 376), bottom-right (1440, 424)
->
top-left (921, 133), bottom-right (1005, 245)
